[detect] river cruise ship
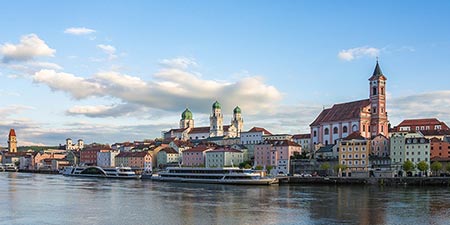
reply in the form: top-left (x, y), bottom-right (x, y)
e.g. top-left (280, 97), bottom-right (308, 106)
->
top-left (62, 166), bottom-right (141, 179)
top-left (151, 167), bottom-right (278, 185)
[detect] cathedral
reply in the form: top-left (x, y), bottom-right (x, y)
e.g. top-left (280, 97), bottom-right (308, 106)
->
top-left (310, 61), bottom-right (389, 146)
top-left (164, 101), bottom-right (244, 141)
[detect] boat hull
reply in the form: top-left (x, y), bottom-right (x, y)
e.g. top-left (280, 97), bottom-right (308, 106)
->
top-left (151, 176), bottom-right (278, 185)
top-left (63, 174), bottom-right (141, 179)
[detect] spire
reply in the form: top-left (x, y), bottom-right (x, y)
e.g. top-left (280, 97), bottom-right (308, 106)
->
top-left (372, 59), bottom-right (383, 76)
top-left (9, 128), bottom-right (16, 137)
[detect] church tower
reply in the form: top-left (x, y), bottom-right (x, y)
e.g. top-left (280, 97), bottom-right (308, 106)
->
top-left (180, 108), bottom-right (194, 129)
top-left (369, 60), bottom-right (389, 137)
top-left (8, 128), bottom-right (17, 153)
top-left (231, 106), bottom-right (244, 136)
top-left (210, 101), bottom-right (224, 137)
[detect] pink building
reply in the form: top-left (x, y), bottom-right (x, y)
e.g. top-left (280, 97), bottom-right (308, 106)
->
top-left (182, 145), bottom-right (213, 166)
top-left (310, 61), bottom-right (389, 146)
top-left (254, 140), bottom-right (301, 175)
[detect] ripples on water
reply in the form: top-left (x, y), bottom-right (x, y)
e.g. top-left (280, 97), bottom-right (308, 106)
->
top-left (1, 173), bottom-right (450, 225)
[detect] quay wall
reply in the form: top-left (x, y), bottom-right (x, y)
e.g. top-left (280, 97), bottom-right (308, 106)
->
top-left (281, 177), bottom-right (450, 186)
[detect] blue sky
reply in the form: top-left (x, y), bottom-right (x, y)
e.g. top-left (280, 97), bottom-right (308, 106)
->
top-left (1, 1), bottom-right (450, 146)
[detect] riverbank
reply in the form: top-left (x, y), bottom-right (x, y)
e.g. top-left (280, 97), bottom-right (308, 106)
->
top-left (280, 176), bottom-right (450, 186)
top-left (18, 169), bottom-right (60, 174)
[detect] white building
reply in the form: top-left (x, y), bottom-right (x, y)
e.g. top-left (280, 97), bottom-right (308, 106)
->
top-left (97, 150), bottom-right (120, 167)
top-left (65, 138), bottom-right (84, 151)
top-left (390, 132), bottom-right (430, 176)
top-left (205, 148), bottom-right (244, 168)
top-left (157, 147), bottom-right (180, 167)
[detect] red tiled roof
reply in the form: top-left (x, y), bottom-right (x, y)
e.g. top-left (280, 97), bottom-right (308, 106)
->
top-left (395, 118), bottom-right (449, 130)
top-left (343, 132), bottom-right (366, 140)
top-left (160, 147), bottom-right (178, 154)
top-left (9, 129), bottom-right (16, 137)
top-left (310, 99), bottom-right (370, 126)
top-left (183, 145), bottom-right (212, 152)
top-left (188, 126), bottom-right (210, 134)
top-left (292, 133), bottom-right (311, 139)
top-left (247, 127), bottom-right (272, 135)
top-left (420, 130), bottom-right (450, 136)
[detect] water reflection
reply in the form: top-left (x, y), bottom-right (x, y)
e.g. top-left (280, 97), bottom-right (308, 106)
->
top-left (1, 173), bottom-right (450, 225)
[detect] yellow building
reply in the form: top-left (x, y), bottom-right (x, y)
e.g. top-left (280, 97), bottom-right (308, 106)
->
top-left (338, 132), bottom-right (370, 177)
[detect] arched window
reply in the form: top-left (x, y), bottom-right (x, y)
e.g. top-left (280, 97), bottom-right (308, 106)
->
top-left (373, 87), bottom-right (377, 95)
top-left (352, 125), bottom-right (358, 132)
top-left (324, 128), bottom-right (329, 135)
top-left (343, 126), bottom-right (348, 133)
top-left (313, 131), bottom-right (317, 137)
top-left (325, 140), bottom-right (329, 145)
top-left (381, 87), bottom-right (384, 95)
top-left (333, 127), bottom-right (338, 134)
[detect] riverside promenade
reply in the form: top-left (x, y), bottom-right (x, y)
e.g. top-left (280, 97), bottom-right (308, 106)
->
top-left (280, 176), bottom-right (450, 186)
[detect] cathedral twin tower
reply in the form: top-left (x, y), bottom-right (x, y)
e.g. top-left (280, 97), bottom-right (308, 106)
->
top-left (179, 101), bottom-right (244, 138)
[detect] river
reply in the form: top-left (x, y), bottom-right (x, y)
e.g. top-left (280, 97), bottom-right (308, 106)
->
top-left (1, 172), bottom-right (450, 225)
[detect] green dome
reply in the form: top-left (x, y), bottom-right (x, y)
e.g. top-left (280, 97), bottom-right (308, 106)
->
top-left (233, 106), bottom-right (241, 114)
top-left (181, 108), bottom-right (193, 120)
top-left (212, 101), bottom-right (221, 109)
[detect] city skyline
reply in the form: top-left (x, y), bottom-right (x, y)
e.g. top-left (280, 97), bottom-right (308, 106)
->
top-left (1, 1), bottom-right (450, 145)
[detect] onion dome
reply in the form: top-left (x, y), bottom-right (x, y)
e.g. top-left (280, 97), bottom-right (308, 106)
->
top-left (212, 101), bottom-right (221, 109)
top-left (181, 108), bottom-right (193, 120)
top-left (233, 106), bottom-right (241, 114)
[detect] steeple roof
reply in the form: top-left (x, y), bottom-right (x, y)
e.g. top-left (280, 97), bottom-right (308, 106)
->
top-left (9, 129), bottom-right (16, 137)
top-left (369, 60), bottom-right (387, 81)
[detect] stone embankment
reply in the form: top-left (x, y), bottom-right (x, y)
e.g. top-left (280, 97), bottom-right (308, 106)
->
top-left (280, 176), bottom-right (450, 186)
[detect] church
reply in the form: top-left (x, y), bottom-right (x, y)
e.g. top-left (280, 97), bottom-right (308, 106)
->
top-left (163, 101), bottom-right (244, 141)
top-left (310, 61), bottom-right (389, 146)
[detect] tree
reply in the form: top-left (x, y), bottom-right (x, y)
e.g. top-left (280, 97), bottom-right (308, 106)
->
top-left (446, 163), bottom-right (450, 173)
top-left (320, 162), bottom-right (331, 171)
top-left (266, 165), bottom-right (273, 174)
top-left (416, 161), bottom-right (429, 176)
top-left (402, 160), bottom-right (415, 174)
top-left (430, 161), bottom-right (442, 176)
top-left (255, 165), bottom-right (263, 170)
top-left (244, 164), bottom-right (252, 169)
top-left (334, 164), bottom-right (347, 175)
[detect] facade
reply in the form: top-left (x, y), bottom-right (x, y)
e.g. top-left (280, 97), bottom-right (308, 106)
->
top-left (263, 134), bottom-right (293, 141)
top-left (8, 129), bottom-right (17, 153)
top-left (114, 151), bottom-right (152, 169)
top-left (163, 101), bottom-right (244, 141)
top-left (205, 147), bottom-right (244, 168)
top-left (97, 150), bottom-right (120, 167)
top-left (181, 145), bottom-right (212, 166)
top-left (65, 138), bottom-right (84, 151)
top-left (292, 134), bottom-right (311, 153)
top-left (430, 137), bottom-right (450, 160)
top-left (390, 132), bottom-right (430, 175)
top-left (254, 140), bottom-right (302, 175)
top-left (80, 145), bottom-right (111, 166)
top-left (314, 144), bottom-right (338, 160)
top-left (240, 127), bottom-right (272, 145)
top-left (393, 118), bottom-right (449, 132)
top-left (310, 61), bottom-right (389, 146)
top-left (370, 134), bottom-right (391, 169)
top-left (157, 147), bottom-right (180, 167)
top-left (338, 132), bottom-right (370, 176)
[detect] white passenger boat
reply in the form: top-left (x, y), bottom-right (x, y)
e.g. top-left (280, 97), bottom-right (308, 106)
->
top-left (151, 167), bottom-right (278, 185)
top-left (3, 163), bottom-right (18, 172)
top-left (61, 166), bottom-right (141, 179)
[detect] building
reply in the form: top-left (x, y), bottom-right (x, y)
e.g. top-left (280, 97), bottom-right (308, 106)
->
top-left (240, 127), bottom-right (272, 145)
top-left (311, 61), bottom-right (389, 146)
top-left (430, 137), bottom-right (450, 160)
top-left (65, 138), bottom-right (84, 151)
top-left (114, 151), bottom-right (152, 169)
top-left (338, 132), bottom-right (370, 177)
top-left (97, 150), bottom-right (120, 167)
top-left (392, 118), bottom-right (449, 132)
top-left (181, 145), bottom-right (213, 166)
top-left (390, 132), bottom-right (430, 176)
top-left (163, 101), bottom-right (244, 141)
top-left (8, 128), bottom-right (17, 153)
top-left (314, 144), bottom-right (338, 160)
top-left (292, 133), bottom-right (311, 154)
top-left (157, 147), bottom-right (180, 168)
top-left (205, 147), bottom-right (244, 168)
top-left (254, 140), bottom-right (302, 175)
top-left (80, 145), bottom-right (111, 166)
top-left (369, 134), bottom-right (391, 170)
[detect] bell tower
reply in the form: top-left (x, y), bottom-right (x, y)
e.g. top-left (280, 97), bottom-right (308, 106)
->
top-left (8, 128), bottom-right (17, 153)
top-left (210, 101), bottom-right (224, 137)
top-left (369, 60), bottom-right (389, 137)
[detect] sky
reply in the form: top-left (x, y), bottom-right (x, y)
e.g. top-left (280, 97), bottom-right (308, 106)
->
top-left (1, 1), bottom-right (450, 146)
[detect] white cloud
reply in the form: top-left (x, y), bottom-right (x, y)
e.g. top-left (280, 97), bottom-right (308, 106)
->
top-left (1, 34), bottom-right (55, 62)
top-left (159, 57), bottom-right (198, 69)
top-left (64, 27), bottom-right (96, 35)
top-left (33, 69), bottom-right (104, 99)
top-left (97, 44), bottom-right (117, 60)
top-left (338, 46), bottom-right (379, 61)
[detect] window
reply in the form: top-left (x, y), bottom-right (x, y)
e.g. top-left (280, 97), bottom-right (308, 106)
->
top-left (373, 87), bottom-right (377, 95)
top-left (373, 107), bottom-right (377, 114)
top-left (352, 125), bottom-right (358, 132)
top-left (333, 127), bottom-right (338, 134)
top-left (324, 128), bottom-right (329, 135)
top-left (343, 126), bottom-right (348, 133)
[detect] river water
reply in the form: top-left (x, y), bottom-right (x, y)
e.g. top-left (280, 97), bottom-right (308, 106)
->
top-left (1, 173), bottom-right (450, 225)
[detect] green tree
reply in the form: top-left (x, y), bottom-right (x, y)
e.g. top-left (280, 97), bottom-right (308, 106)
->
top-left (320, 162), bottom-right (331, 171)
top-left (255, 165), bottom-right (263, 170)
top-left (266, 165), bottom-right (273, 174)
top-left (430, 161), bottom-right (442, 176)
top-left (416, 161), bottom-right (429, 176)
top-left (446, 163), bottom-right (450, 173)
top-left (402, 160), bottom-right (415, 173)
top-left (244, 164), bottom-right (252, 169)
